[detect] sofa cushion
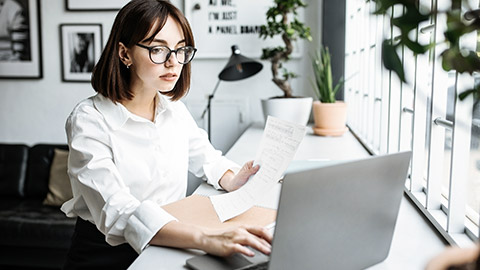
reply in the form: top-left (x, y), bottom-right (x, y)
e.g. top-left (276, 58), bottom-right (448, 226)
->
top-left (0, 144), bottom-right (29, 198)
top-left (43, 148), bottom-right (73, 206)
top-left (25, 144), bottom-right (68, 199)
top-left (0, 199), bottom-right (76, 249)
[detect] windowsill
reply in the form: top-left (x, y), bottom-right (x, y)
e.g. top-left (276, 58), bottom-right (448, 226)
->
top-left (406, 190), bottom-right (477, 249)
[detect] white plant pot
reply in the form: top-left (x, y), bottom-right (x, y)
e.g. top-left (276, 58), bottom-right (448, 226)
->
top-left (261, 97), bottom-right (313, 126)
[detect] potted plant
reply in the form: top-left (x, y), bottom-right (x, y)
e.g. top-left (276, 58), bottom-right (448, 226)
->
top-left (259, 0), bottom-right (313, 126)
top-left (311, 45), bottom-right (347, 136)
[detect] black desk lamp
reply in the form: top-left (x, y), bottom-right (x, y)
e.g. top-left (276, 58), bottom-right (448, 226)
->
top-left (201, 45), bottom-right (263, 139)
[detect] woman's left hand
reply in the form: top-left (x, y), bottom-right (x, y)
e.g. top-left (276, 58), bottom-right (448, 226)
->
top-left (219, 160), bottom-right (260, 192)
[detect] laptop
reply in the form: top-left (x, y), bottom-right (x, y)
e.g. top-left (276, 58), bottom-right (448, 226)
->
top-left (186, 151), bottom-right (412, 270)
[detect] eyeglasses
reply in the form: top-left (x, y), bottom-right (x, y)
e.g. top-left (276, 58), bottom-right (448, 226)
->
top-left (135, 43), bottom-right (197, 65)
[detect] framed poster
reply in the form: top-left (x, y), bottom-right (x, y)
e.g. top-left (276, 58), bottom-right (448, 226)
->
top-left (60, 24), bottom-right (102, 82)
top-left (65, 0), bottom-right (130, 11)
top-left (0, 0), bottom-right (42, 79)
top-left (184, 0), bottom-right (302, 58)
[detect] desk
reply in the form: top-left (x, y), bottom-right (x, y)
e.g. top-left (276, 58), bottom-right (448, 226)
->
top-left (128, 124), bottom-right (447, 270)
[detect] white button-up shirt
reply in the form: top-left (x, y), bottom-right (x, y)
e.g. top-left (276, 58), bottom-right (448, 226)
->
top-left (61, 93), bottom-right (239, 253)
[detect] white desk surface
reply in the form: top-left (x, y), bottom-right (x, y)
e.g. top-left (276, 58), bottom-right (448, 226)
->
top-left (128, 124), bottom-right (447, 270)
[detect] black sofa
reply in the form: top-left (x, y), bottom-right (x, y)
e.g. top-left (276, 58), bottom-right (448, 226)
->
top-left (0, 144), bottom-right (76, 269)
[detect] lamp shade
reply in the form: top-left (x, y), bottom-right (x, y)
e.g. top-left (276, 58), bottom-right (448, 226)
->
top-left (218, 45), bottom-right (263, 81)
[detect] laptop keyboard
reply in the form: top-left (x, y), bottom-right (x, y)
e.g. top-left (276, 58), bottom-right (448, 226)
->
top-left (239, 261), bottom-right (269, 270)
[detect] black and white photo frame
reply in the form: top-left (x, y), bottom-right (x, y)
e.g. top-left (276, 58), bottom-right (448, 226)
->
top-left (60, 24), bottom-right (102, 82)
top-left (0, 0), bottom-right (42, 79)
top-left (65, 0), bottom-right (130, 11)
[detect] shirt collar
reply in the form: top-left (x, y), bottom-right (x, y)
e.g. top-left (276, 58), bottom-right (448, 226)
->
top-left (93, 92), bottom-right (171, 130)
top-left (155, 92), bottom-right (170, 117)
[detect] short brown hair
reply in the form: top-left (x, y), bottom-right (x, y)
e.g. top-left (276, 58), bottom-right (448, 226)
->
top-left (91, 0), bottom-right (194, 102)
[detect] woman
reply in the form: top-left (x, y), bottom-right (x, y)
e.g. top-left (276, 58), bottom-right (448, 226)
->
top-left (62, 1), bottom-right (271, 269)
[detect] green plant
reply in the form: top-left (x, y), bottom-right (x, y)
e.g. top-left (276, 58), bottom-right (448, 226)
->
top-left (372, 0), bottom-right (480, 100)
top-left (311, 46), bottom-right (344, 103)
top-left (259, 0), bottom-right (312, 98)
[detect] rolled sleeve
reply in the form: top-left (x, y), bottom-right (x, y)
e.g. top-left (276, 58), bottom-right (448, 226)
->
top-left (203, 157), bottom-right (241, 190)
top-left (124, 200), bottom-right (177, 253)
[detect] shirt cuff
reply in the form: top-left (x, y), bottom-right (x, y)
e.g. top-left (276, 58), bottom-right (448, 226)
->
top-left (124, 200), bottom-right (178, 253)
top-left (203, 157), bottom-right (241, 190)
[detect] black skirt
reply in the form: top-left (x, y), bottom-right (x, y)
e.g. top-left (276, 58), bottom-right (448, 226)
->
top-left (63, 218), bottom-right (138, 270)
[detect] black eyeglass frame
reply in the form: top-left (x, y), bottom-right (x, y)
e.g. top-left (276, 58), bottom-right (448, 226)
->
top-left (135, 43), bottom-right (197, 65)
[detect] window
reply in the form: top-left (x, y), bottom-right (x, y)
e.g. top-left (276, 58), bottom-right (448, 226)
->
top-left (345, 0), bottom-right (480, 246)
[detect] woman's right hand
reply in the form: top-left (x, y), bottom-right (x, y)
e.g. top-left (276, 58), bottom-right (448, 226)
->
top-left (198, 226), bottom-right (273, 257)
top-left (149, 221), bottom-right (272, 258)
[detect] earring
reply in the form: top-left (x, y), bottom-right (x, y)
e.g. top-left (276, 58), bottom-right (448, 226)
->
top-left (121, 58), bottom-right (130, 69)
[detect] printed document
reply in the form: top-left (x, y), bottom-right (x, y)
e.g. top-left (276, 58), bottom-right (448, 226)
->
top-left (210, 116), bottom-right (306, 222)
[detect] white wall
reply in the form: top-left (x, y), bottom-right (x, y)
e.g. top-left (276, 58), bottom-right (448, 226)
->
top-left (0, 0), bottom-right (322, 146)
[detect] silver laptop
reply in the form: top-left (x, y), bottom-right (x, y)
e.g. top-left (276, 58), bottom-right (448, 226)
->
top-left (186, 152), bottom-right (412, 270)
